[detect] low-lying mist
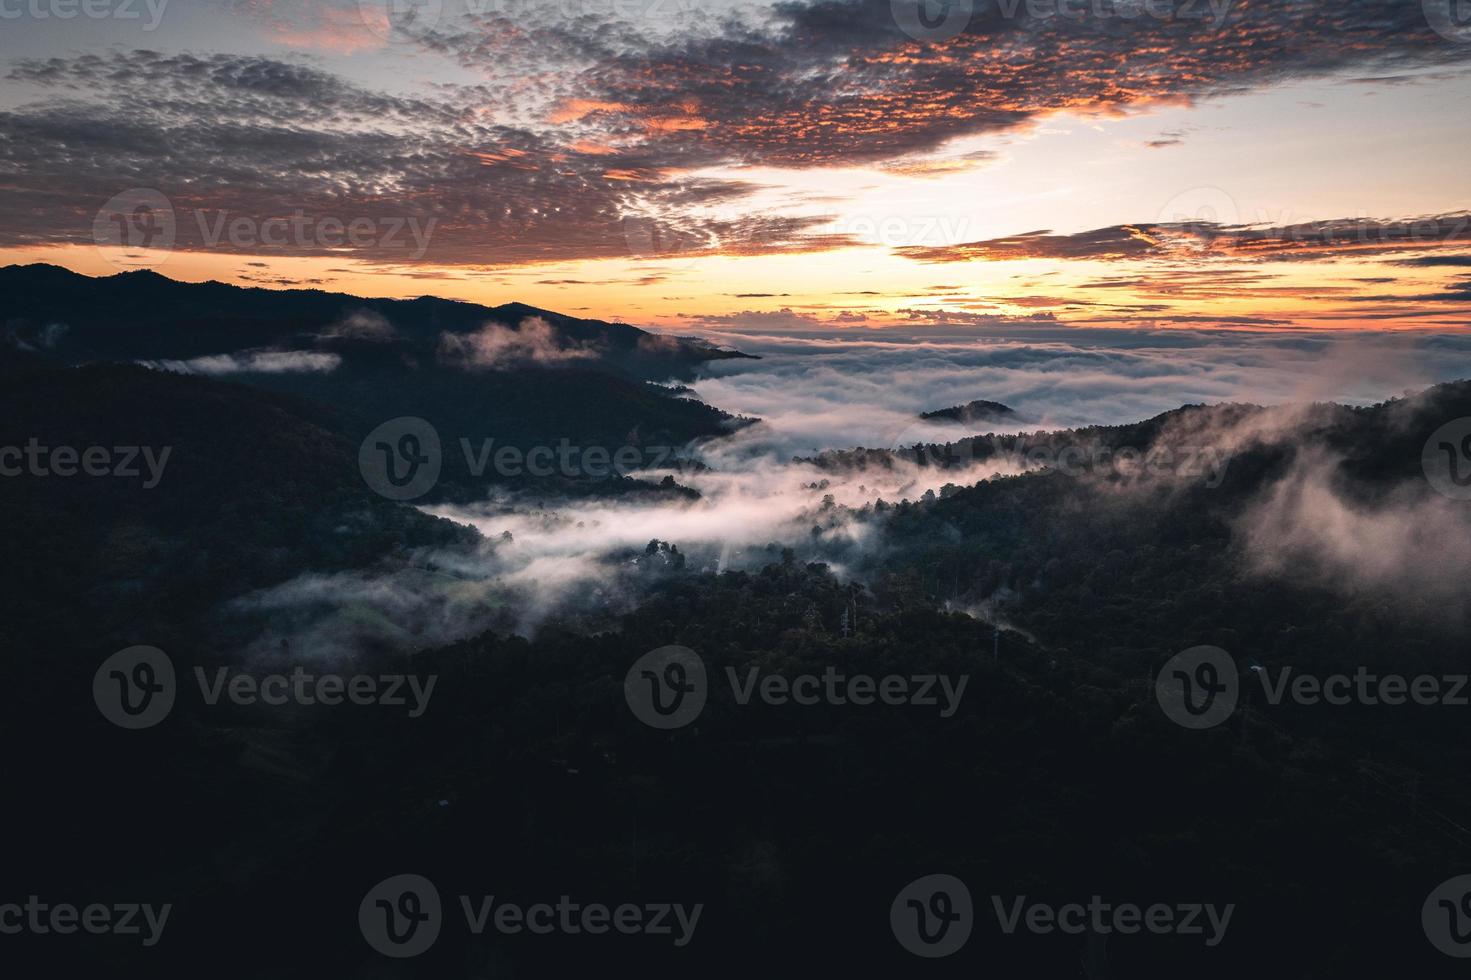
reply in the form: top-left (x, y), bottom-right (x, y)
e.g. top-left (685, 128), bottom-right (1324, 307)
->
top-left (220, 327), bottom-right (1471, 662)
top-left (225, 450), bottom-right (1025, 661)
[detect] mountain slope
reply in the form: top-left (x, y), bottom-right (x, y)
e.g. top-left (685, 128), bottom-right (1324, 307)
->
top-left (0, 265), bottom-right (754, 493)
top-left (0, 362), bottom-right (478, 656)
top-left (0, 264), bottom-right (749, 377)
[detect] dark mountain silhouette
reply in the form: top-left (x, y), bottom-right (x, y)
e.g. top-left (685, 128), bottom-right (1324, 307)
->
top-left (0, 264), bottom-right (751, 377)
top-left (5, 270), bottom-right (1468, 977)
top-left (0, 265), bottom-right (755, 494)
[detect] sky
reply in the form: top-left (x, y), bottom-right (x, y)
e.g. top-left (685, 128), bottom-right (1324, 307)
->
top-left (2, 0), bottom-right (1471, 332)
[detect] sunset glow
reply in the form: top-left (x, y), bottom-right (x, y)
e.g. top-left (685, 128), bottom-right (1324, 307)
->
top-left (2, 0), bottom-right (1468, 333)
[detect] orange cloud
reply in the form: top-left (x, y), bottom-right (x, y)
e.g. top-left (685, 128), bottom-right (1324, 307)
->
top-left (548, 100), bottom-right (630, 124)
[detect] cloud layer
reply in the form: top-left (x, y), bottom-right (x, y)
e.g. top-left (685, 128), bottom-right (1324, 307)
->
top-left (677, 325), bottom-right (1471, 457)
top-left (3, 0), bottom-right (1470, 267)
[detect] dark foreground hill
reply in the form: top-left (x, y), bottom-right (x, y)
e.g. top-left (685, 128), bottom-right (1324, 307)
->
top-left (5, 374), bottom-right (1471, 977)
top-left (0, 362), bottom-right (478, 658)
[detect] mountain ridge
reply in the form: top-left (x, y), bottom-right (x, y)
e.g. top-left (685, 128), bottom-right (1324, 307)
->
top-left (0, 264), bottom-right (756, 484)
top-left (0, 263), bottom-right (754, 374)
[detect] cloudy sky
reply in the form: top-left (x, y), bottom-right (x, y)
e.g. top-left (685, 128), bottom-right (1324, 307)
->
top-left (3, 0), bottom-right (1470, 331)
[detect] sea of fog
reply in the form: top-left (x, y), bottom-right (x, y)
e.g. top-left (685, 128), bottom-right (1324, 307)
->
top-left (677, 326), bottom-right (1471, 460)
top-left (226, 327), bottom-right (1471, 658)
